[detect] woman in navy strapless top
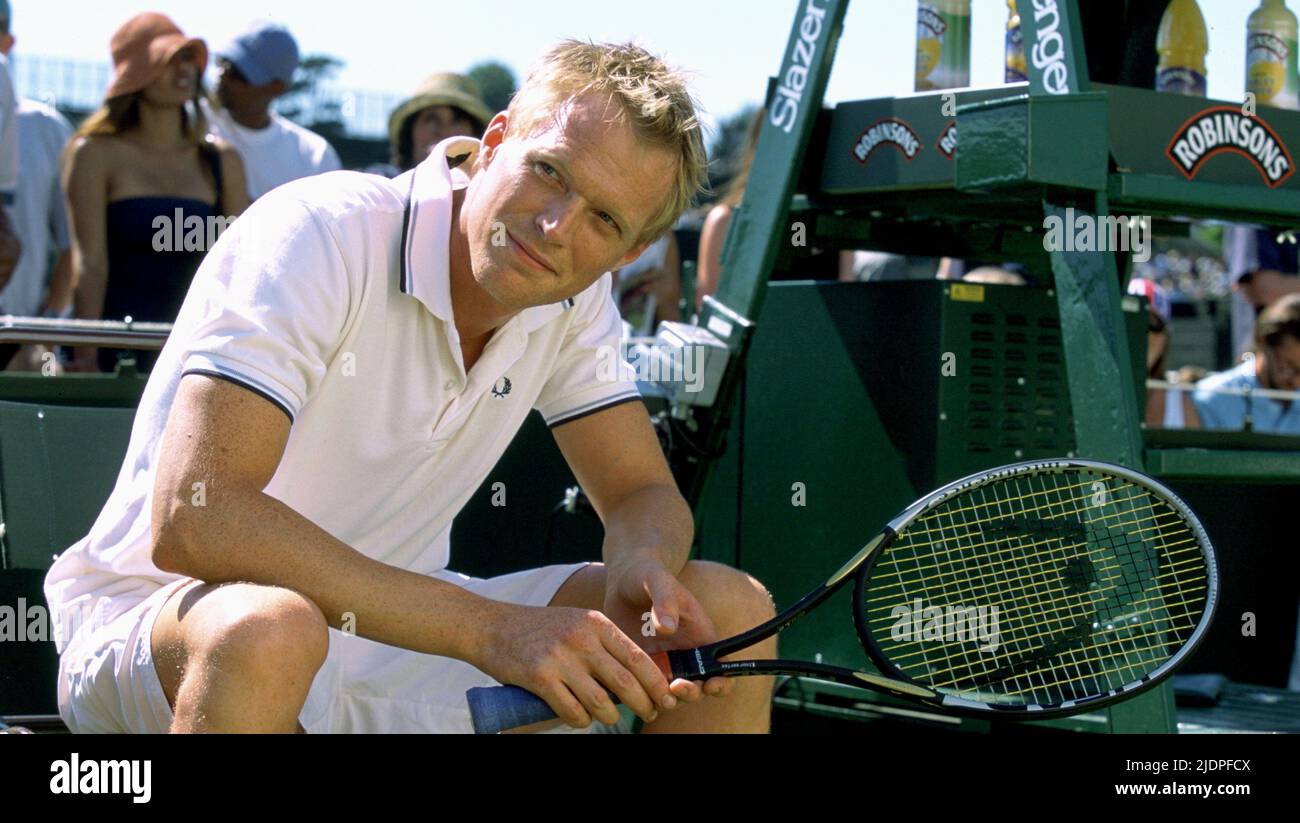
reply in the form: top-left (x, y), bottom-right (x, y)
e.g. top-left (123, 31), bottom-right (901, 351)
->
top-left (63, 12), bottom-right (248, 373)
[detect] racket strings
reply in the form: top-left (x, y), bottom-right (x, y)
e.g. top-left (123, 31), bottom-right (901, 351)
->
top-left (860, 470), bottom-right (1210, 708)
top-left (901, 592), bottom-right (1205, 686)
top-left (897, 481), bottom-right (1175, 547)
top-left (871, 567), bottom-right (1207, 676)
top-left (984, 488), bottom-right (1196, 698)
top-left (951, 478), bottom-right (1190, 696)
top-left (865, 529), bottom-right (1203, 646)
top-left (865, 535), bottom-right (1202, 621)
top-left (865, 534), bottom-right (1123, 615)
top-left (866, 492), bottom-right (1184, 628)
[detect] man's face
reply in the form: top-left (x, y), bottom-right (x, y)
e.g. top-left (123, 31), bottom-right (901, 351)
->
top-left (461, 92), bottom-right (677, 310)
top-left (1260, 335), bottom-right (1300, 392)
top-left (216, 59), bottom-right (281, 110)
top-left (216, 59), bottom-right (251, 108)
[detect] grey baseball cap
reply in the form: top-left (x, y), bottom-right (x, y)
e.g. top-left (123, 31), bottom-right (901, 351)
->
top-left (218, 21), bottom-right (299, 86)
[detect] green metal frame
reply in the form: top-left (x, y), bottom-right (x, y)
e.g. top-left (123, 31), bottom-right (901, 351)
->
top-left (685, 0), bottom-right (1300, 733)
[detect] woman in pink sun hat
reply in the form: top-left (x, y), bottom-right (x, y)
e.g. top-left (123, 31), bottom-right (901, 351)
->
top-left (62, 11), bottom-right (249, 374)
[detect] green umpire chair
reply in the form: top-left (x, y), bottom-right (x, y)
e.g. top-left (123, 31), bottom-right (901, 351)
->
top-left (0, 355), bottom-right (149, 726)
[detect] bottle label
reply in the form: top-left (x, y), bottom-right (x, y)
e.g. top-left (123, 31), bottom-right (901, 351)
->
top-left (1157, 67), bottom-right (1207, 97)
top-left (1247, 31), bottom-right (1299, 109)
top-left (1006, 22), bottom-right (1027, 82)
top-left (916, 4), bottom-right (971, 91)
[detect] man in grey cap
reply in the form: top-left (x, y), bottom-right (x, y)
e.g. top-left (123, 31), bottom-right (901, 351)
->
top-left (202, 21), bottom-right (341, 201)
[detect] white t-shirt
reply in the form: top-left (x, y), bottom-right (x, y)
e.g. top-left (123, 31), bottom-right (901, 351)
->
top-left (201, 98), bottom-right (342, 201)
top-left (44, 136), bottom-right (642, 651)
top-left (0, 54), bottom-right (18, 200)
top-left (0, 99), bottom-right (72, 317)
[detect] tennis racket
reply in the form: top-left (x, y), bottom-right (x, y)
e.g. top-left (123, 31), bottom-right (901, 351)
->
top-left (467, 458), bottom-right (1217, 733)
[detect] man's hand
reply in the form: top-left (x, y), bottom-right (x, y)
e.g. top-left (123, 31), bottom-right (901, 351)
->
top-left (604, 558), bottom-right (736, 703)
top-left (475, 601), bottom-right (678, 729)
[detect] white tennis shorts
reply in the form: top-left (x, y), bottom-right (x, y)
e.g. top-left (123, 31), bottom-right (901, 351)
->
top-left (55, 563), bottom-right (629, 734)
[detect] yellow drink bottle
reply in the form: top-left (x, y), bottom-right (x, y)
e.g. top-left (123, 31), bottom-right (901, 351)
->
top-left (1006, 0), bottom-right (1027, 82)
top-left (1247, 0), bottom-right (1299, 109)
top-left (915, 0), bottom-right (971, 91)
top-left (1156, 0), bottom-right (1209, 96)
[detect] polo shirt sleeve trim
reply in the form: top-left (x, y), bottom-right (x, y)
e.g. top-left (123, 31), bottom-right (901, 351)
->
top-left (181, 360), bottom-right (297, 424)
top-left (544, 391), bottom-right (643, 428)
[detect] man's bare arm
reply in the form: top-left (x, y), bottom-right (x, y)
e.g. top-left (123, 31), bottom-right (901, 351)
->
top-left (150, 373), bottom-right (501, 663)
top-left (551, 399), bottom-right (693, 575)
top-left (552, 398), bottom-right (729, 702)
top-left (151, 374), bottom-right (674, 725)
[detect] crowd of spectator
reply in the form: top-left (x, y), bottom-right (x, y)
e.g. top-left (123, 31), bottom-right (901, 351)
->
top-left (1, 4), bottom-right (1299, 443)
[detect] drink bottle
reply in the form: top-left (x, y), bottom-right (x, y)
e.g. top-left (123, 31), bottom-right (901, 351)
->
top-left (1156, 0), bottom-right (1209, 97)
top-left (1247, 0), bottom-right (1299, 109)
top-left (916, 0), bottom-right (972, 91)
top-left (1006, 0), bottom-right (1027, 83)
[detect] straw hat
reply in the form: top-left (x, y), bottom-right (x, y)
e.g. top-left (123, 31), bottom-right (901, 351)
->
top-left (387, 72), bottom-right (493, 152)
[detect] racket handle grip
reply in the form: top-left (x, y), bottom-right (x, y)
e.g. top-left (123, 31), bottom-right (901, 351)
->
top-left (467, 685), bottom-right (560, 734)
top-left (467, 651), bottom-right (679, 734)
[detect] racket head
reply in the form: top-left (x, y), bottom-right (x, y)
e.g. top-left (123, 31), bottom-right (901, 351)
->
top-left (852, 458), bottom-right (1218, 717)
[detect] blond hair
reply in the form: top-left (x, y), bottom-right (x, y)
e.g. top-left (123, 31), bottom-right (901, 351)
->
top-left (506, 40), bottom-right (708, 246)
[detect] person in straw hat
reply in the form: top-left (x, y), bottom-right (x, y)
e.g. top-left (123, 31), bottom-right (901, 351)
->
top-left (386, 71), bottom-right (493, 173)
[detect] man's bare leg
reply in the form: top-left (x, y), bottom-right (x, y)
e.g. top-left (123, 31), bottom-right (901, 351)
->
top-left (151, 581), bottom-right (330, 733)
top-left (548, 560), bottom-right (777, 733)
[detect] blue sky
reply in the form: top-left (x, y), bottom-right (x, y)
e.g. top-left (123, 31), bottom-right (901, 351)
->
top-left (6, 0), bottom-right (1254, 135)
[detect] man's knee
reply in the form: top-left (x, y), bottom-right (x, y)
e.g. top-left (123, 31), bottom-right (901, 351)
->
top-left (679, 560), bottom-right (776, 629)
top-left (154, 582), bottom-right (329, 703)
top-left (195, 585), bottom-right (329, 670)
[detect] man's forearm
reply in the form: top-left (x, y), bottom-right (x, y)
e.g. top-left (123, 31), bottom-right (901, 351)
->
top-left (600, 483), bottom-right (694, 575)
top-left (159, 486), bottom-right (505, 667)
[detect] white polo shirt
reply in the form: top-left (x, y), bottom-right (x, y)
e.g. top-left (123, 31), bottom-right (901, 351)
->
top-left (45, 136), bottom-right (642, 651)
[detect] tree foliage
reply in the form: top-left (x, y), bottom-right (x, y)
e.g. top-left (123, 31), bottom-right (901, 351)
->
top-left (467, 61), bottom-right (518, 116)
top-left (278, 53), bottom-right (346, 133)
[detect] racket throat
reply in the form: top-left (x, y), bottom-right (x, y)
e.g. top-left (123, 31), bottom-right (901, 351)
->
top-left (665, 647), bottom-right (726, 679)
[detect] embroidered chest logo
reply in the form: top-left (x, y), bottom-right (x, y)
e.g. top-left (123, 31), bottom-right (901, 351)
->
top-left (492, 377), bottom-right (512, 398)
